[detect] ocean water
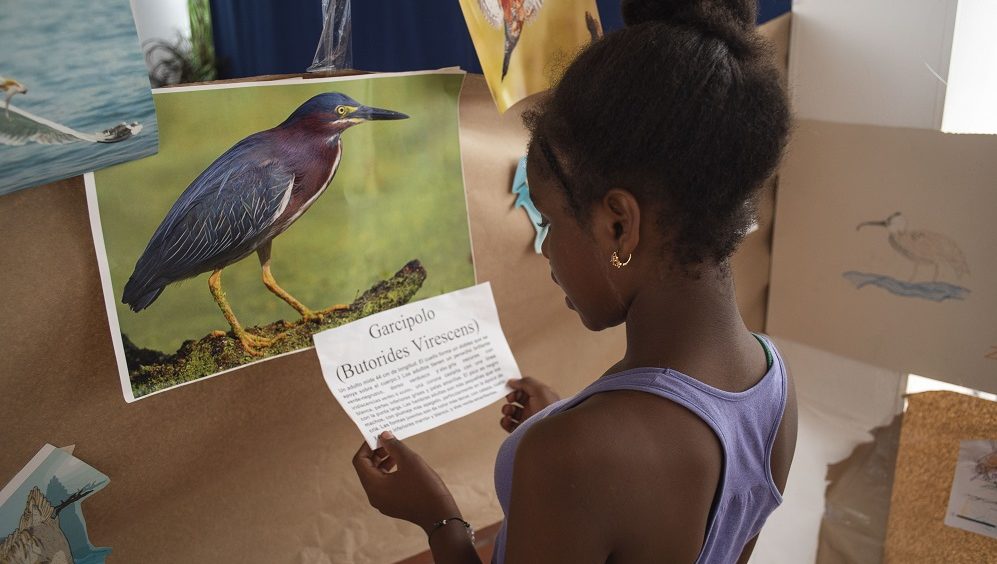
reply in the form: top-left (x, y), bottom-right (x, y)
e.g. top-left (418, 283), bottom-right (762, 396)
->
top-left (0, 0), bottom-right (158, 195)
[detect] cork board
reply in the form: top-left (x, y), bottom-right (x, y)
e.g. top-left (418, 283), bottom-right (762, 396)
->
top-left (884, 392), bottom-right (997, 563)
top-left (0, 44), bottom-right (783, 564)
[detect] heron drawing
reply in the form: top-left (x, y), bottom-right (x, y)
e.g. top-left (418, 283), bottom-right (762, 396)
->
top-left (477, 0), bottom-right (543, 79)
top-left (122, 93), bottom-right (408, 355)
top-left (857, 212), bottom-right (969, 282)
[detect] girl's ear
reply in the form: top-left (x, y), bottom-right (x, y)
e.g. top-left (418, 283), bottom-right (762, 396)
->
top-left (598, 188), bottom-right (641, 257)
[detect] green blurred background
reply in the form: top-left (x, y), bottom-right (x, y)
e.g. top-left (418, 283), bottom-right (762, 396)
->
top-left (94, 72), bottom-right (474, 354)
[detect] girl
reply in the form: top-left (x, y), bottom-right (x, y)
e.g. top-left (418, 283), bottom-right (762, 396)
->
top-left (352, 0), bottom-right (797, 561)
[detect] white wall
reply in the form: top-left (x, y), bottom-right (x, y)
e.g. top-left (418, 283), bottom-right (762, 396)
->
top-left (750, 338), bottom-right (905, 564)
top-left (128, 0), bottom-right (190, 46)
top-left (941, 0), bottom-right (997, 134)
top-left (789, 0), bottom-right (958, 130)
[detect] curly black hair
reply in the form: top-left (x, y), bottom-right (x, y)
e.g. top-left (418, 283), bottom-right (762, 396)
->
top-left (525, 0), bottom-right (791, 267)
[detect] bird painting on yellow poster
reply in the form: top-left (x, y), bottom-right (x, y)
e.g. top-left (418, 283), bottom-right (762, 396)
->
top-left (459, 0), bottom-right (601, 112)
top-left (476, 0), bottom-right (544, 80)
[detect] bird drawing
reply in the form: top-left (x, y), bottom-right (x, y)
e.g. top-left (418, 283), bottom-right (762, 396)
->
top-left (857, 212), bottom-right (969, 282)
top-left (477, 0), bottom-right (544, 79)
top-left (122, 93), bottom-right (408, 355)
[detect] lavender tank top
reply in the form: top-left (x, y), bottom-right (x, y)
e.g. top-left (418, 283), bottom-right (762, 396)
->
top-left (492, 334), bottom-right (788, 563)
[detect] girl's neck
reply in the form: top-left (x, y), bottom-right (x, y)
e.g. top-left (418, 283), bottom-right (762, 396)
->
top-left (616, 266), bottom-right (759, 384)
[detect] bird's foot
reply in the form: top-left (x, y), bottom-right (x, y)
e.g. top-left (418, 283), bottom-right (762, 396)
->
top-left (298, 308), bottom-right (326, 324)
top-left (236, 330), bottom-right (278, 357)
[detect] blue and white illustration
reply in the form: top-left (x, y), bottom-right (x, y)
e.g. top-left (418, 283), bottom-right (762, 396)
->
top-left (0, 445), bottom-right (111, 564)
top-left (511, 155), bottom-right (548, 254)
top-left (0, 0), bottom-right (158, 195)
top-left (845, 212), bottom-right (970, 302)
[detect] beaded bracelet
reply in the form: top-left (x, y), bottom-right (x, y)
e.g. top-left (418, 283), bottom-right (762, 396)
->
top-left (427, 517), bottom-right (475, 544)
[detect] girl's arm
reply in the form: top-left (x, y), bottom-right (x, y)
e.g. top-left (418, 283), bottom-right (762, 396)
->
top-left (352, 432), bottom-right (481, 564)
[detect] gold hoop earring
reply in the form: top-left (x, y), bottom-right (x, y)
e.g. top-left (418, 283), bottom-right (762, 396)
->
top-left (610, 251), bottom-right (632, 268)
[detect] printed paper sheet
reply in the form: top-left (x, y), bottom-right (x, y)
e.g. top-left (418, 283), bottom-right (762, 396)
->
top-left (314, 282), bottom-right (520, 447)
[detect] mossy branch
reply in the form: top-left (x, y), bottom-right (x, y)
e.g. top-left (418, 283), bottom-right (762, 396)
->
top-left (124, 260), bottom-right (427, 397)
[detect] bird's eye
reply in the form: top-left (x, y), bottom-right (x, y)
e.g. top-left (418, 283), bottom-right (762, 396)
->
top-left (335, 106), bottom-right (348, 116)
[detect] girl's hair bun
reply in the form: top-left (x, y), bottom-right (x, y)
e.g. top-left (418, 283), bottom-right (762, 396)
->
top-left (621, 0), bottom-right (758, 55)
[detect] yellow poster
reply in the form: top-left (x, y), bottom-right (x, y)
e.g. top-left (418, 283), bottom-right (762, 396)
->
top-left (459, 0), bottom-right (601, 112)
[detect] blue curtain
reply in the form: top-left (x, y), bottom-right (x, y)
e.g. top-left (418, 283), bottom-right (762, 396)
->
top-left (211, 0), bottom-right (791, 79)
top-left (210, 0), bottom-right (324, 78)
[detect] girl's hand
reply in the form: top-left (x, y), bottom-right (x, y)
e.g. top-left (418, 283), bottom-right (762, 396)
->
top-left (352, 431), bottom-right (461, 533)
top-left (501, 377), bottom-right (561, 433)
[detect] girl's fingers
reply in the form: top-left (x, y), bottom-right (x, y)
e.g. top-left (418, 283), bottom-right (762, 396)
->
top-left (352, 442), bottom-right (381, 483)
top-left (376, 455), bottom-right (396, 473)
top-left (505, 390), bottom-right (526, 404)
top-left (500, 415), bottom-right (519, 433)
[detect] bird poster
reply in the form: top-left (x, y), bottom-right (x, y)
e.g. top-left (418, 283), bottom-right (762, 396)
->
top-left (458, 0), bottom-right (602, 113)
top-left (767, 119), bottom-right (997, 395)
top-left (944, 440), bottom-right (997, 540)
top-left (0, 0), bottom-right (158, 196)
top-left (0, 444), bottom-right (111, 564)
top-left (85, 70), bottom-right (476, 402)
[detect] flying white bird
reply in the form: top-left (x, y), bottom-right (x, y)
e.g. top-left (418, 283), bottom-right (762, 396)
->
top-left (0, 76), bottom-right (28, 114)
top-left (0, 103), bottom-right (142, 146)
top-left (857, 212), bottom-right (969, 282)
top-left (477, 0), bottom-right (544, 79)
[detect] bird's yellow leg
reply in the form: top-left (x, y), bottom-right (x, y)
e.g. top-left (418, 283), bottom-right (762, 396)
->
top-left (260, 263), bottom-right (329, 322)
top-left (208, 269), bottom-right (273, 356)
top-left (257, 242), bottom-right (327, 322)
top-left (256, 243), bottom-right (347, 321)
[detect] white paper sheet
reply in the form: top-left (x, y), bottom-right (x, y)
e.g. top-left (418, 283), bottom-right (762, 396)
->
top-left (944, 439), bottom-right (997, 539)
top-left (314, 282), bottom-right (521, 447)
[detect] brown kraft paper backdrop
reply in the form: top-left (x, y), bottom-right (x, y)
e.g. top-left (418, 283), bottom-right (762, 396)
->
top-left (0, 33), bottom-right (785, 564)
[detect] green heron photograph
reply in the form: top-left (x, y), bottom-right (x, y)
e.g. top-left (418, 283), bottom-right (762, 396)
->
top-left (88, 71), bottom-right (474, 402)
